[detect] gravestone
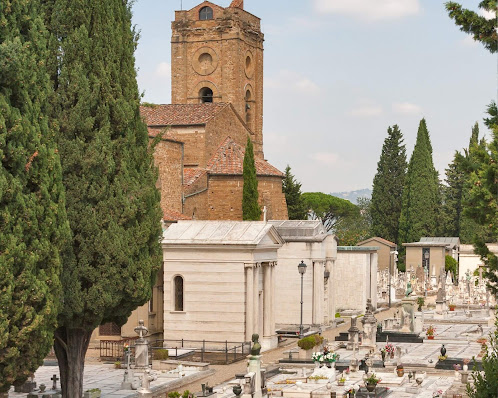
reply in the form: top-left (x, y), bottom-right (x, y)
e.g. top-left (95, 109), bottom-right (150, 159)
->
top-left (347, 316), bottom-right (360, 350)
top-left (246, 334), bottom-right (263, 398)
top-left (400, 297), bottom-right (416, 333)
top-left (361, 299), bottom-right (377, 350)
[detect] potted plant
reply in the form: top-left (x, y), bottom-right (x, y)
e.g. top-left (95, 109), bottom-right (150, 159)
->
top-left (337, 377), bottom-right (346, 386)
top-left (396, 364), bottom-right (404, 377)
top-left (416, 297), bottom-right (425, 311)
top-left (364, 373), bottom-right (381, 392)
top-left (462, 358), bottom-right (470, 371)
top-left (449, 303), bottom-right (456, 311)
top-left (298, 335), bottom-right (320, 359)
top-left (426, 325), bottom-right (435, 340)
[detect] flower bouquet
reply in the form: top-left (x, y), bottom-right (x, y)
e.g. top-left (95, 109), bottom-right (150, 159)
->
top-left (311, 352), bottom-right (323, 362)
top-left (426, 325), bottom-right (435, 339)
top-left (385, 343), bottom-right (395, 358)
top-left (323, 351), bottom-right (340, 363)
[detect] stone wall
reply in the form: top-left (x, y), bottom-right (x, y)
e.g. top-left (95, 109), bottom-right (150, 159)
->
top-left (183, 189), bottom-right (208, 220)
top-left (166, 126), bottom-right (205, 167)
top-left (333, 250), bottom-right (378, 312)
top-left (163, 255), bottom-right (246, 342)
top-left (205, 175), bottom-right (288, 220)
top-left (152, 138), bottom-right (183, 215)
top-left (171, 3), bottom-right (264, 157)
top-left (204, 105), bottom-right (251, 164)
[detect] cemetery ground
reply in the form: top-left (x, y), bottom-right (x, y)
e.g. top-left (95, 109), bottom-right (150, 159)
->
top-left (10, 295), bottom-right (494, 398)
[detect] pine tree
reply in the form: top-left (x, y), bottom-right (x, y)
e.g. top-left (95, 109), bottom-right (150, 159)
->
top-left (243, 136), bottom-right (261, 220)
top-left (445, 1), bottom-right (497, 53)
top-left (398, 119), bottom-right (441, 245)
top-left (370, 125), bottom-right (407, 244)
top-left (282, 165), bottom-right (306, 220)
top-left (302, 192), bottom-right (359, 232)
top-left (0, 0), bottom-right (69, 392)
top-left (45, 1), bottom-right (163, 396)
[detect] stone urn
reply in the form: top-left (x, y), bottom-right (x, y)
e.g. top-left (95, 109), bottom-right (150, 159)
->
top-left (232, 385), bottom-right (242, 397)
top-left (440, 345), bottom-right (447, 357)
top-left (366, 383), bottom-right (377, 392)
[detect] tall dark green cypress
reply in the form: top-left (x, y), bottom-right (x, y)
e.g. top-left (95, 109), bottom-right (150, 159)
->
top-left (398, 119), bottom-right (441, 244)
top-left (0, 0), bottom-right (69, 392)
top-left (441, 150), bottom-right (466, 237)
top-left (282, 165), bottom-right (306, 220)
top-left (242, 136), bottom-right (261, 220)
top-left (370, 125), bottom-right (407, 243)
top-left (46, 1), bottom-right (162, 396)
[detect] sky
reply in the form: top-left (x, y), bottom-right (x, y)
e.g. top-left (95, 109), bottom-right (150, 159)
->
top-left (131, 0), bottom-right (497, 193)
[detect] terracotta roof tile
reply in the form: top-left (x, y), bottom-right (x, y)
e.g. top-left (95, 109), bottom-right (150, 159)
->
top-left (207, 137), bottom-right (284, 177)
top-left (357, 237), bottom-right (396, 247)
top-left (163, 209), bottom-right (192, 222)
top-left (140, 103), bottom-right (228, 126)
top-left (184, 167), bottom-right (207, 186)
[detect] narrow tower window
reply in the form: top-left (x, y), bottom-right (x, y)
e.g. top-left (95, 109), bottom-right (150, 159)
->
top-left (199, 87), bottom-right (213, 103)
top-left (199, 6), bottom-right (213, 20)
top-left (174, 275), bottom-right (184, 311)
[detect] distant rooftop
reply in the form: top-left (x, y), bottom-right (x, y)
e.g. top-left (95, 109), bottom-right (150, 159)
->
top-left (357, 236), bottom-right (396, 247)
top-left (338, 246), bottom-right (379, 252)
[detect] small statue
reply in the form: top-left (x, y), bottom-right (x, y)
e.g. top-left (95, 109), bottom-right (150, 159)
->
top-left (250, 333), bottom-right (261, 355)
top-left (405, 281), bottom-right (413, 297)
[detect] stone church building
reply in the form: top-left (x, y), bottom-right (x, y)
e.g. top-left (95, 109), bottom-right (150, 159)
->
top-left (140, 0), bottom-right (288, 222)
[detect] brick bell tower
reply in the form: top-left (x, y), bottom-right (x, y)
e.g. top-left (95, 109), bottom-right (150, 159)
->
top-left (171, 0), bottom-right (264, 158)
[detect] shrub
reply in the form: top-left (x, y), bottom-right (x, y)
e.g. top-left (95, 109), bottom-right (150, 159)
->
top-left (297, 335), bottom-right (322, 350)
top-left (445, 255), bottom-right (458, 278)
top-left (168, 392), bottom-right (181, 398)
top-left (335, 312), bottom-right (341, 318)
top-left (114, 361), bottom-right (121, 369)
top-left (154, 349), bottom-right (169, 360)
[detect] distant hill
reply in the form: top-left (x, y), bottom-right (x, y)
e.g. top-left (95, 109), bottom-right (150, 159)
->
top-left (330, 188), bottom-right (372, 205)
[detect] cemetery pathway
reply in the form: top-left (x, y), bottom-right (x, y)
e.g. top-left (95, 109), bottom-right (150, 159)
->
top-left (174, 305), bottom-right (403, 394)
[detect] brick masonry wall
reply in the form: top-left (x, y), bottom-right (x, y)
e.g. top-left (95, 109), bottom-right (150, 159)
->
top-left (166, 126), bottom-right (206, 167)
top-left (171, 3), bottom-right (264, 158)
top-left (206, 175), bottom-right (288, 220)
top-left (204, 105), bottom-right (251, 164)
top-left (183, 189), bottom-right (208, 220)
top-left (152, 139), bottom-right (183, 215)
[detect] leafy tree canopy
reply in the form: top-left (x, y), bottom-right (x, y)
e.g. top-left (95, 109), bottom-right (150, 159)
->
top-left (302, 192), bottom-right (359, 232)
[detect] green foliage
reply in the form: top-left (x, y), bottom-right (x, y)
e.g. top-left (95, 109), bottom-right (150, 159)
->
top-left (168, 392), bottom-right (181, 398)
top-left (398, 119), bottom-right (441, 245)
top-left (297, 335), bottom-right (322, 350)
top-left (0, 0), bottom-right (70, 392)
top-left (467, 313), bottom-right (498, 397)
top-left (242, 136), bottom-right (261, 220)
top-left (45, 0), bottom-right (163, 395)
top-left (334, 197), bottom-right (372, 245)
top-left (370, 125), bottom-right (407, 244)
top-left (302, 192), bottom-right (358, 232)
top-left (445, 1), bottom-right (497, 53)
top-left (445, 255), bottom-right (458, 278)
top-left (153, 349), bottom-right (169, 360)
top-left (282, 165), bottom-right (306, 219)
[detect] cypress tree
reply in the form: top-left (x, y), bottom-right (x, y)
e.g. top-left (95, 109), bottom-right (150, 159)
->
top-left (0, 0), bottom-right (69, 392)
top-left (441, 150), bottom-right (466, 237)
top-left (282, 165), bottom-right (306, 219)
top-left (46, 1), bottom-right (163, 396)
top-left (445, 1), bottom-right (497, 53)
top-left (243, 136), bottom-right (261, 220)
top-left (370, 125), bottom-right (407, 243)
top-left (398, 119), bottom-right (441, 244)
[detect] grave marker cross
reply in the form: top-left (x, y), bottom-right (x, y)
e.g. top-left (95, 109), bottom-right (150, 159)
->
top-left (51, 374), bottom-right (59, 390)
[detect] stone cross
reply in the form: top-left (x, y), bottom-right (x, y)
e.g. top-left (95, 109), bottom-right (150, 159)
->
top-left (51, 374), bottom-right (59, 390)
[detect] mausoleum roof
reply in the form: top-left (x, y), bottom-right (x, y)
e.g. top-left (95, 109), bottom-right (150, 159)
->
top-left (357, 236), bottom-right (396, 248)
top-left (268, 220), bottom-right (335, 242)
top-left (162, 220), bottom-right (284, 247)
top-left (419, 237), bottom-right (460, 249)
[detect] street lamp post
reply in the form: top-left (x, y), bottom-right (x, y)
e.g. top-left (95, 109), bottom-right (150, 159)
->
top-left (298, 260), bottom-right (307, 338)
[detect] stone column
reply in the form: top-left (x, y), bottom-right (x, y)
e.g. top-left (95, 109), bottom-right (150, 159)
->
top-left (263, 263), bottom-right (271, 337)
top-left (312, 261), bottom-right (324, 325)
top-left (270, 262), bottom-right (276, 337)
top-left (245, 264), bottom-right (254, 341)
top-left (253, 265), bottom-right (260, 336)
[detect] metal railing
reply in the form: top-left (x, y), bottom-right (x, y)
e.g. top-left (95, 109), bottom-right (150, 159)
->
top-left (151, 339), bottom-right (251, 365)
top-left (99, 336), bottom-right (138, 360)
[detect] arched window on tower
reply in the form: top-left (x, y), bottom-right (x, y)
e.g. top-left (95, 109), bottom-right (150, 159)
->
top-left (199, 87), bottom-right (213, 103)
top-left (174, 275), bottom-right (184, 311)
top-left (199, 6), bottom-right (213, 20)
top-left (245, 90), bottom-right (252, 126)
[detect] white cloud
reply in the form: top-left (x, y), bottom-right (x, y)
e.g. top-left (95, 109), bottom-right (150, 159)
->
top-left (310, 152), bottom-right (340, 165)
top-left (155, 62), bottom-right (171, 79)
top-left (314, 0), bottom-right (420, 21)
top-left (265, 70), bottom-right (320, 95)
top-left (349, 105), bottom-right (383, 117)
top-left (479, 9), bottom-right (496, 20)
top-left (392, 102), bottom-right (422, 114)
